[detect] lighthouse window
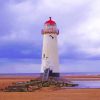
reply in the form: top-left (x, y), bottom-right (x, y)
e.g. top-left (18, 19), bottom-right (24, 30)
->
top-left (48, 25), bottom-right (53, 30)
top-left (47, 25), bottom-right (51, 28)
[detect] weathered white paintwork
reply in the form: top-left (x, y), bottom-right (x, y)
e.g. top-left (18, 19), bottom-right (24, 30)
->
top-left (41, 34), bottom-right (59, 73)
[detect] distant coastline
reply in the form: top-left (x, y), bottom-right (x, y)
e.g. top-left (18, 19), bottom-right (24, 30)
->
top-left (0, 72), bottom-right (100, 77)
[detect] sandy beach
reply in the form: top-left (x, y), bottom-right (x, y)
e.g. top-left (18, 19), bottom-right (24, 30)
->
top-left (0, 76), bottom-right (100, 100)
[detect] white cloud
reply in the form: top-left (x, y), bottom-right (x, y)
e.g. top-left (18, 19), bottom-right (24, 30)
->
top-left (1, 0), bottom-right (100, 57)
top-left (0, 31), bottom-right (34, 43)
top-left (0, 58), bottom-right (41, 73)
top-left (58, 0), bottom-right (100, 56)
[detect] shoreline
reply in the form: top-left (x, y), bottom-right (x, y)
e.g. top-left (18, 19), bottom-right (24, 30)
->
top-left (0, 75), bottom-right (100, 80)
top-left (0, 75), bottom-right (100, 100)
top-left (0, 75), bottom-right (100, 89)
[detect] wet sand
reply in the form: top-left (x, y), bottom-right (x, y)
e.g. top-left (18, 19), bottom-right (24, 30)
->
top-left (0, 76), bottom-right (100, 100)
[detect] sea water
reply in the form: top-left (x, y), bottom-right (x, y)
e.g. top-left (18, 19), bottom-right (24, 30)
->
top-left (72, 81), bottom-right (100, 88)
top-left (0, 73), bottom-right (100, 88)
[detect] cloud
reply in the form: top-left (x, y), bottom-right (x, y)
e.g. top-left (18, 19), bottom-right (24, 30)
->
top-left (1, 59), bottom-right (100, 73)
top-left (0, 0), bottom-right (42, 44)
top-left (60, 59), bottom-right (100, 72)
top-left (76, 0), bottom-right (100, 56)
top-left (58, 0), bottom-right (100, 58)
top-left (0, 43), bottom-right (41, 59)
top-left (0, 0), bottom-right (100, 59)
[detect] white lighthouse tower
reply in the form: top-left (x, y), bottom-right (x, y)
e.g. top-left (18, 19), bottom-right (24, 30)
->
top-left (41, 17), bottom-right (59, 77)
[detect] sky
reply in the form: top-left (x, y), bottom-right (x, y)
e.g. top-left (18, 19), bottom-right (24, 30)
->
top-left (0, 0), bottom-right (100, 73)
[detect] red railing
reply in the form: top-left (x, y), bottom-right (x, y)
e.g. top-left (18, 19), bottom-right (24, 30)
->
top-left (41, 29), bottom-right (59, 35)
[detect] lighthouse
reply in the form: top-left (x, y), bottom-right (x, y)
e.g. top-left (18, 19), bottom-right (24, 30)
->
top-left (41, 17), bottom-right (59, 77)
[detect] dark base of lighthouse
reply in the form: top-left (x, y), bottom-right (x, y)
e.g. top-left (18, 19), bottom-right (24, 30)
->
top-left (49, 70), bottom-right (60, 77)
top-left (41, 73), bottom-right (59, 78)
top-left (41, 69), bottom-right (60, 78)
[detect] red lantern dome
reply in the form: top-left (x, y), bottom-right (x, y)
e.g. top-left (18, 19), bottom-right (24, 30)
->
top-left (45, 17), bottom-right (56, 25)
